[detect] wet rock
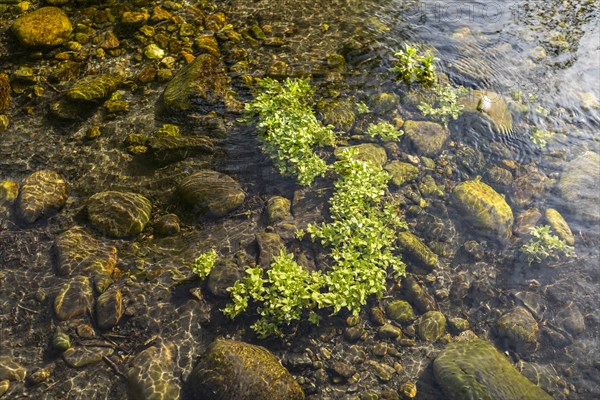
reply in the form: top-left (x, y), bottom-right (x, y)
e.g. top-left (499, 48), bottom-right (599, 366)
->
top-left (178, 170), bottom-right (245, 217)
top-left (52, 327), bottom-right (71, 352)
top-left (555, 301), bottom-right (585, 335)
top-left (146, 135), bottom-right (215, 164)
top-left (516, 361), bottom-right (561, 398)
top-left (544, 208), bottom-right (574, 246)
top-left (190, 338), bottom-right (304, 400)
top-left (335, 143), bottom-right (387, 167)
top-left (160, 53), bottom-right (230, 113)
top-left (448, 317), bottom-right (470, 332)
top-left (485, 166), bottom-right (513, 193)
top-left (384, 161), bottom-right (419, 186)
top-left (195, 34), bottom-right (220, 57)
top-left (397, 231), bottom-right (438, 273)
top-left (368, 361), bottom-right (395, 381)
top-left (154, 214), bottom-right (180, 236)
top-left (330, 360), bottom-right (356, 379)
top-left (452, 179), bottom-right (513, 241)
top-left (514, 208), bottom-right (542, 237)
top-left (16, 169), bottom-right (69, 223)
top-left (496, 306), bottom-right (539, 354)
top-left (11, 7), bottom-right (72, 47)
top-left (96, 287), bottom-right (123, 330)
top-left (378, 324), bottom-right (403, 339)
top-left (87, 191), bottom-right (152, 238)
top-left (343, 325), bottom-right (365, 342)
top-left (54, 276), bottom-right (94, 321)
top-left (27, 367), bottom-right (50, 385)
top-left (385, 300), bottom-right (415, 324)
top-left (256, 231), bottom-right (284, 268)
top-left (417, 311), bottom-right (446, 342)
top-left (0, 356), bottom-right (26, 381)
top-left (0, 380), bottom-right (8, 396)
top-left (557, 151), bottom-right (600, 222)
top-left (0, 180), bottom-right (18, 215)
top-left (54, 226), bottom-right (117, 277)
top-left (49, 97), bottom-right (96, 120)
top-left (371, 92), bottom-right (399, 114)
top-left (433, 339), bottom-right (553, 400)
top-left (127, 343), bottom-right (180, 400)
top-left (510, 168), bottom-right (546, 208)
top-left (207, 258), bottom-right (243, 298)
top-left (66, 74), bottom-right (123, 102)
top-left (63, 346), bottom-right (112, 368)
top-left (369, 306), bottom-right (386, 326)
top-left (0, 73), bottom-right (10, 113)
top-left (266, 196), bottom-right (292, 224)
top-left (401, 275), bottom-right (436, 313)
top-left (317, 98), bottom-right (355, 131)
top-left (460, 90), bottom-right (513, 134)
top-left (403, 120), bottom-right (449, 156)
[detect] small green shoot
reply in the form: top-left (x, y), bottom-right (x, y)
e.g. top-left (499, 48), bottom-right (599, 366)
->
top-left (520, 225), bottom-right (576, 264)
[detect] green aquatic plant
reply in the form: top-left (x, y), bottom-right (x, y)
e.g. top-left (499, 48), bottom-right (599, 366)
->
top-left (355, 101), bottom-right (370, 115)
top-left (241, 77), bottom-right (337, 186)
top-left (391, 44), bottom-right (437, 87)
top-left (520, 225), bottom-right (576, 264)
top-left (530, 127), bottom-right (554, 148)
top-left (365, 121), bottom-right (404, 141)
top-left (189, 249), bottom-right (218, 279)
top-left (417, 83), bottom-right (468, 126)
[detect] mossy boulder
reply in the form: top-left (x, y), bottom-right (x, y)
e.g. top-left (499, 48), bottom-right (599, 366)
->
top-left (397, 231), bottom-right (438, 273)
top-left (384, 161), bottom-right (419, 186)
top-left (127, 343), bottom-right (180, 400)
top-left (266, 196), bottom-right (292, 224)
top-left (16, 169), bottom-right (69, 223)
top-left (452, 179), bottom-right (513, 241)
top-left (87, 191), bottom-right (152, 238)
top-left (460, 90), bottom-right (513, 134)
top-left (433, 339), bottom-right (553, 400)
top-left (11, 7), bottom-right (72, 47)
top-left (557, 151), bottom-right (600, 222)
top-left (160, 53), bottom-right (230, 113)
top-left (190, 338), bottom-right (304, 400)
top-left (544, 208), bottom-right (574, 246)
top-left (54, 226), bottom-right (117, 277)
top-left (178, 170), bottom-right (245, 217)
top-left (403, 120), bottom-right (449, 156)
top-left (385, 300), bottom-right (415, 324)
top-left (496, 307), bottom-right (539, 354)
top-left (334, 143), bottom-right (387, 167)
top-left (67, 74), bottom-right (123, 102)
top-left (417, 311), bottom-right (446, 342)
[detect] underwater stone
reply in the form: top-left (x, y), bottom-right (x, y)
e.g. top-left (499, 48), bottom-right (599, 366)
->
top-left (557, 151), bottom-right (600, 222)
top-left (146, 135), bottom-right (215, 164)
top-left (433, 339), bottom-right (553, 400)
top-left (510, 168), bottom-right (546, 208)
top-left (385, 300), bottom-right (415, 325)
top-left (207, 258), bottom-right (243, 298)
top-left (485, 166), bottom-right (513, 194)
top-left (54, 226), bottom-right (117, 277)
top-left (0, 380), bottom-right (8, 396)
top-left (384, 161), bottom-right (419, 186)
top-left (190, 338), bottom-right (304, 400)
top-left (195, 34), bottom-right (220, 57)
top-left (397, 231), bottom-right (438, 273)
top-left (452, 179), bottom-right (513, 241)
top-left (63, 346), bottom-right (113, 368)
top-left (460, 90), bottom-right (513, 134)
top-left (334, 143), bottom-right (387, 167)
top-left (256, 231), bottom-right (284, 268)
top-left (54, 276), bottom-right (94, 321)
top-left (417, 311), bottom-right (446, 342)
top-left (87, 191), bottom-right (152, 238)
top-left (317, 98), bottom-right (355, 131)
top-left (66, 74), bottom-right (123, 102)
top-left (401, 275), bottom-right (437, 313)
top-left (0, 73), bottom-right (10, 112)
top-left (514, 208), bottom-right (542, 237)
top-left (555, 302), bottom-right (585, 335)
top-left (96, 287), bottom-right (123, 330)
top-left (266, 196), bottom-right (292, 224)
top-left (127, 343), bottom-right (181, 400)
top-left (544, 208), bottom-right (574, 246)
top-left (11, 7), bottom-right (72, 47)
top-left (403, 120), bottom-right (449, 156)
top-left (0, 357), bottom-right (26, 381)
top-left (154, 213), bottom-right (180, 236)
top-left (496, 306), bottom-right (539, 354)
top-left (177, 170), bottom-right (245, 217)
top-left (16, 169), bottom-right (69, 223)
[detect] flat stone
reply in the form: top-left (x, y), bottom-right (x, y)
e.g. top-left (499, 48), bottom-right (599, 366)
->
top-left (87, 191), bottom-right (152, 238)
top-left (63, 346), bottom-right (113, 368)
top-left (403, 120), bottom-right (449, 156)
top-left (16, 169), bottom-right (69, 223)
top-left (53, 276), bottom-right (94, 321)
top-left (11, 7), bottom-right (72, 47)
top-left (54, 226), bottom-right (117, 276)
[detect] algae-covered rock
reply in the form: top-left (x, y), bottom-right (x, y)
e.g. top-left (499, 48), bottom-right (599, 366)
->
top-left (177, 170), bottom-right (245, 217)
top-left (16, 169), bottom-right (69, 223)
top-left (557, 151), bottom-right (600, 222)
top-left (452, 179), bottom-right (513, 241)
top-left (87, 191), bottom-right (152, 238)
top-left (496, 306), bottom-right (539, 354)
top-left (460, 90), bottom-right (513, 134)
top-left (160, 53), bottom-right (230, 113)
top-left (417, 311), bottom-right (446, 342)
top-left (67, 74), bottom-right (123, 102)
top-left (397, 231), bottom-right (438, 272)
top-left (190, 338), bottom-right (304, 400)
top-left (127, 343), bottom-right (180, 400)
top-left (433, 339), bottom-right (553, 400)
top-left (54, 276), bottom-right (94, 321)
top-left (545, 208), bottom-right (574, 246)
top-left (266, 196), bottom-right (292, 224)
top-left (0, 73), bottom-right (10, 113)
top-left (334, 143), bottom-right (387, 167)
top-left (317, 98), bottom-right (355, 131)
top-left (401, 275), bottom-right (436, 313)
top-left (256, 231), bottom-right (284, 268)
top-left (146, 135), bottom-right (214, 164)
top-left (54, 226), bottom-right (117, 277)
top-left (385, 300), bottom-right (415, 324)
top-left (11, 7), bottom-right (72, 47)
top-left (384, 161), bottom-right (419, 186)
top-left (403, 120), bottom-right (449, 156)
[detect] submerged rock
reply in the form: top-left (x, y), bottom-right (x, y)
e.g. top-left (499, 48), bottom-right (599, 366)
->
top-left (266, 196), bottom-right (292, 224)
top-left (16, 169), bottom-right (69, 223)
top-left (460, 90), bottom-right (513, 134)
top-left (513, 208), bottom-right (542, 237)
top-left (317, 98), bottom-right (355, 131)
top-left (177, 170), bottom-right (245, 217)
top-left (334, 143), bottom-right (387, 166)
top-left (127, 343), bottom-right (180, 400)
top-left (66, 74), bottom-right (123, 102)
top-left (433, 339), bottom-right (553, 400)
top-left (452, 179), bottom-right (513, 241)
top-left (0, 356), bottom-right (26, 381)
top-left (0, 73), bottom-right (10, 113)
top-left (557, 151), bottom-right (600, 222)
top-left (54, 276), bottom-right (94, 321)
top-left (496, 306), bottom-right (539, 354)
top-left (385, 300), bottom-right (415, 324)
top-left (63, 346), bottom-right (113, 368)
top-left (256, 231), bottom-right (284, 268)
top-left (146, 135), bottom-right (215, 164)
top-left (87, 191), bottom-right (152, 238)
top-left (397, 231), bottom-right (438, 273)
top-left (384, 161), bottom-right (419, 186)
top-left (190, 338), bottom-right (304, 400)
top-left (403, 120), bottom-right (449, 156)
top-left (11, 7), bottom-right (72, 47)
top-left (417, 311), bottom-right (446, 342)
top-left (54, 226), bottom-right (117, 277)
top-left (96, 287), bottom-right (123, 330)
top-left (544, 208), bottom-right (574, 246)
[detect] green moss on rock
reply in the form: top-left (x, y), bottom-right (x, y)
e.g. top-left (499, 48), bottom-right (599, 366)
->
top-left (403, 120), bottom-right (449, 156)
top-left (496, 306), bottom-right (539, 354)
top-left (11, 7), bottom-right (72, 47)
top-left (67, 74), bottom-right (123, 102)
top-left (177, 170), bottom-right (245, 217)
top-left (384, 161), bottom-right (419, 186)
top-left (397, 231), bottom-right (438, 272)
top-left (417, 310), bottom-right (446, 342)
top-left (385, 300), bottom-right (415, 324)
top-left (334, 143), bottom-right (387, 167)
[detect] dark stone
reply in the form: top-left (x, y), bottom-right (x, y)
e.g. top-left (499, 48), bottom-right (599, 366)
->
top-left (54, 276), bottom-right (94, 321)
top-left (178, 170), bottom-right (245, 217)
top-left (87, 191), bottom-right (152, 238)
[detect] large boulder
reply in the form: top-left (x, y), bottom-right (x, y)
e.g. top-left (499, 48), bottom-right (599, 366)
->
top-left (556, 151), bottom-right (600, 222)
top-left (16, 169), bottom-right (69, 223)
top-left (189, 338), bottom-right (304, 400)
top-left (403, 120), bottom-right (449, 156)
top-left (452, 179), bottom-right (513, 241)
top-left (87, 191), bottom-right (152, 238)
top-left (433, 339), bottom-right (553, 400)
top-left (127, 343), bottom-right (180, 400)
top-left (11, 7), bottom-right (72, 47)
top-left (177, 170), bottom-right (245, 217)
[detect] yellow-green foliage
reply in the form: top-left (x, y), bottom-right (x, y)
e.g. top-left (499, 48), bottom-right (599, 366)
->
top-left (418, 83), bottom-right (467, 126)
top-left (520, 225), bottom-right (576, 264)
top-left (391, 44), bottom-right (437, 87)
top-left (190, 249), bottom-right (218, 279)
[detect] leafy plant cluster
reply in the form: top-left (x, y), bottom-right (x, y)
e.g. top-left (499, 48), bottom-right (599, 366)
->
top-left (365, 121), bottom-right (404, 141)
top-left (520, 225), bottom-right (576, 264)
top-left (221, 149), bottom-right (407, 337)
top-left (530, 127), bottom-right (555, 148)
top-left (241, 77), bottom-right (337, 186)
top-left (417, 83), bottom-right (468, 126)
top-left (189, 249), bottom-right (218, 279)
top-left (391, 44), bottom-right (437, 87)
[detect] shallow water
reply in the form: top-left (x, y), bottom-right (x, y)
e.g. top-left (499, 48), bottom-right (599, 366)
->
top-left (0, 0), bottom-right (599, 399)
